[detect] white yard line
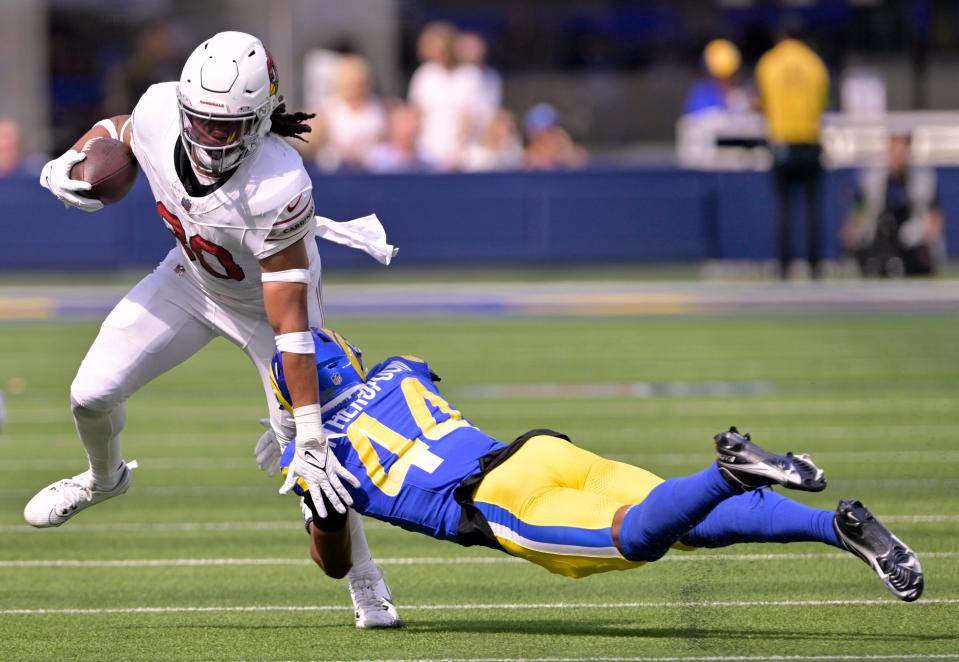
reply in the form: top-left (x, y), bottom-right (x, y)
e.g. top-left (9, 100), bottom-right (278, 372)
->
top-left (606, 450), bottom-right (959, 465)
top-left (2, 598), bottom-right (958, 616)
top-left (1, 551), bottom-right (956, 569)
top-left (321, 656), bottom-right (959, 662)
top-left (0, 514), bottom-right (953, 536)
top-left (0, 519), bottom-right (393, 534)
top-left (0, 520), bottom-right (300, 534)
top-left (314, 655), bottom-right (959, 662)
top-left (5, 450), bottom-right (959, 474)
top-left (5, 478), bottom-right (957, 501)
top-left (0, 457), bottom-right (254, 471)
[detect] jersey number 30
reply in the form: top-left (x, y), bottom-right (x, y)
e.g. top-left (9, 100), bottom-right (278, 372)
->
top-left (157, 202), bottom-right (245, 281)
top-left (346, 378), bottom-right (470, 497)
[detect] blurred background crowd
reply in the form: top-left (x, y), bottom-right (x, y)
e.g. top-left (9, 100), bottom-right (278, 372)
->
top-left (0, 0), bottom-right (956, 276)
top-left (295, 21), bottom-right (585, 173)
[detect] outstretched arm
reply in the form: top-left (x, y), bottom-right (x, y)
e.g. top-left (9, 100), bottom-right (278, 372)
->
top-left (261, 239), bottom-right (360, 515)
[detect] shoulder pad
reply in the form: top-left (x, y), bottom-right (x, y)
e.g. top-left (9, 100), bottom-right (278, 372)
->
top-left (131, 82), bottom-right (178, 141)
top-left (246, 137), bottom-right (313, 218)
top-left (382, 355), bottom-right (438, 382)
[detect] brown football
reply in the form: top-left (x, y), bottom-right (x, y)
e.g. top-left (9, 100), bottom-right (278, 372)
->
top-left (71, 137), bottom-right (138, 205)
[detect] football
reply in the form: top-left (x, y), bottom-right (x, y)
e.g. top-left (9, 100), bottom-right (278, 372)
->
top-left (71, 137), bottom-right (138, 205)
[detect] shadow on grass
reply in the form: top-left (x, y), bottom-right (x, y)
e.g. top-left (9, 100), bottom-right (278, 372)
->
top-left (123, 619), bottom-right (959, 643)
top-left (400, 618), bottom-right (959, 642)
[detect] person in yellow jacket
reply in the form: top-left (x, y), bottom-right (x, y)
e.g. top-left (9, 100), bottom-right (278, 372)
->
top-left (756, 25), bottom-right (829, 279)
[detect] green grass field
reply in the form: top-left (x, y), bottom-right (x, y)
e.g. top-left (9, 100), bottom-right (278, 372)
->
top-left (1, 313), bottom-right (958, 661)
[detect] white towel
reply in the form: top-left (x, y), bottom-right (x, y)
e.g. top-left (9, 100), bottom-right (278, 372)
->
top-left (314, 214), bottom-right (398, 266)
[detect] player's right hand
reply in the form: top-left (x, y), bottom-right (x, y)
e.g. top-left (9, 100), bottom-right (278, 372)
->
top-left (279, 439), bottom-right (360, 518)
top-left (39, 150), bottom-right (104, 212)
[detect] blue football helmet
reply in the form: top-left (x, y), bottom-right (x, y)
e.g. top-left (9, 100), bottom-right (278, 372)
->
top-left (270, 327), bottom-right (367, 413)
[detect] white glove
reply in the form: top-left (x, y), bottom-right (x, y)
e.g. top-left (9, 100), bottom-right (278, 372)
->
top-left (279, 404), bottom-right (360, 518)
top-left (254, 426), bottom-right (282, 476)
top-left (39, 149), bottom-right (104, 212)
top-left (279, 440), bottom-right (359, 517)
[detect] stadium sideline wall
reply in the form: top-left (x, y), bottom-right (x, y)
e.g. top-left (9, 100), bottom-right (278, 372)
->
top-left (2, 168), bottom-right (957, 270)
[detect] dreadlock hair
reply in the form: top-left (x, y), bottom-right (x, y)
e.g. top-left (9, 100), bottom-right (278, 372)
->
top-left (269, 100), bottom-right (315, 143)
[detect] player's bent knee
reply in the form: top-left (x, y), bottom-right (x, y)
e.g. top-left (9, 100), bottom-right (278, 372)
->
top-left (70, 377), bottom-right (125, 415)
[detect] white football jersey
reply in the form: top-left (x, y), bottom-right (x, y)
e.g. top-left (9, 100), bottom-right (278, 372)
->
top-left (131, 82), bottom-right (319, 311)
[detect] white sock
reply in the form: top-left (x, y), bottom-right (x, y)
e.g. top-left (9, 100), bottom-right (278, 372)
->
top-left (347, 509), bottom-right (378, 580)
top-left (71, 398), bottom-right (126, 489)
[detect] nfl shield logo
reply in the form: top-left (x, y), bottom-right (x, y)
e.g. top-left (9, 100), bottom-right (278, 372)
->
top-left (181, 197), bottom-right (192, 211)
top-left (332, 373), bottom-right (343, 386)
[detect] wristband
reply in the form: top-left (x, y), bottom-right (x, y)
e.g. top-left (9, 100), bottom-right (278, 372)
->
top-left (294, 404), bottom-right (324, 446)
top-left (275, 331), bottom-right (315, 354)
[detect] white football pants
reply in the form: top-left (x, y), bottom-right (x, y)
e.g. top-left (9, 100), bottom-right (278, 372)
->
top-left (70, 248), bottom-right (376, 569)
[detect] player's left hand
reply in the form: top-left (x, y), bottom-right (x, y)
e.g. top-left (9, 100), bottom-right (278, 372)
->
top-left (279, 439), bottom-right (360, 518)
top-left (253, 426), bottom-right (282, 476)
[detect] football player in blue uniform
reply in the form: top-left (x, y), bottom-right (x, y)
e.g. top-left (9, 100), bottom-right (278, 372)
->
top-left (258, 328), bottom-right (923, 602)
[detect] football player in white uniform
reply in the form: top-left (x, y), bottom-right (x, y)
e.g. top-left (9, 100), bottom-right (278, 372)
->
top-left (26, 31), bottom-right (399, 628)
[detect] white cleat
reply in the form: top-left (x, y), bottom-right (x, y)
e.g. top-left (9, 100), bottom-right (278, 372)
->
top-left (23, 460), bottom-right (138, 528)
top-left (348, 567), bottom-right (401, 629)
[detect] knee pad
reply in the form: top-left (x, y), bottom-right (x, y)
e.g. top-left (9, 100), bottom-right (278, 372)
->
top-left (70, 373), bottom-right (125, 414)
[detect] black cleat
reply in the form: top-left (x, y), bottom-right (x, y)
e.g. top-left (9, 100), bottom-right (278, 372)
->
top-left (714, 426), bottom-right (826, 492)
top-left (834, 499), bottom-right (924, 602)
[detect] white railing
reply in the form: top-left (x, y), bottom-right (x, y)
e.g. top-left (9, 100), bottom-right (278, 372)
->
top-left (676, 111), bottom-right (959, 169)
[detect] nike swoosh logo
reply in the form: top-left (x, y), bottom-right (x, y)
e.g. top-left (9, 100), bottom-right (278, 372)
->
top-left (287, 194), bottom-right (303, 212)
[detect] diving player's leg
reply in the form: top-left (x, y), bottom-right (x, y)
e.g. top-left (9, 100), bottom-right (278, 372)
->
top-left (302, 492), bottom-right (352, 579)
top-left (680, 491), bottom-right (923, 601)
top-left (611, 428), bottom-right (826, 562)
top-left (24, 259), bottom-right (216, 527)
top-left (471, 434), bottom-right (652, 577)
top-left (680, 488), bottom-right (839, 549)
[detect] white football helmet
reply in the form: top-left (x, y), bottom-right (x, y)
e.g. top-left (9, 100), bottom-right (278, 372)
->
top-left (177, 31), bottom-right (280, 176)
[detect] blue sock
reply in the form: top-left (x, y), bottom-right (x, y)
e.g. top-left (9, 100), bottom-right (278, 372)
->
top-left (684, 489), bottom-right (841, 548)
top-left (618, 464), bottom-right (740, 562)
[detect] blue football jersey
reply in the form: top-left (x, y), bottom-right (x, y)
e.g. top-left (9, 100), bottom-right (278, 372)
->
top-left (282, 356), bottom-right (507, 542)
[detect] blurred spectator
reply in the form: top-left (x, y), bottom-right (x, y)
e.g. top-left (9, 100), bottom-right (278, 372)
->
top-left (455, 31), bottom-right (502, 124)
top-left (756, 21), bottom-right (830, 279)
top-left (302, 38), bottom-right (361, 112)
top-left (302, 55), bottom-right (386, 172)
top-left (0, 119), bottom-right (43, 176)
top-left (0, 120), bottom-right (23, 176)
top-left (522, 103), bottom-right (587, 170)
top-left (365, 103), bottom-right (428, 173)
top-left (408, 21), bottom-right (485, 170)
top-left (104, 20), bottom-right (182, 116)
top-left (462, 110), bottom-right (523, 171)
top-left (841, 134), bottom-right (944, 277)
top-left (683, 39), bottom-right (753, 116)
